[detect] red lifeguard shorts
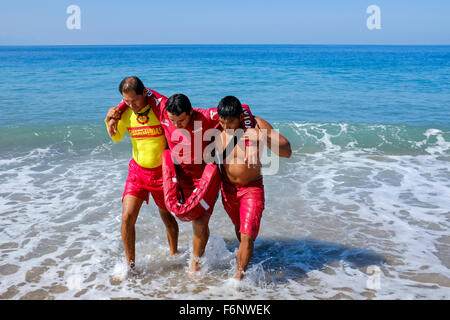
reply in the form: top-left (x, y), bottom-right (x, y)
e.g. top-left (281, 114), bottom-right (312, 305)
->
top-left (221, 178), bottom-right (265, 240)
top-left (122, 159), bottom-right (166, 210)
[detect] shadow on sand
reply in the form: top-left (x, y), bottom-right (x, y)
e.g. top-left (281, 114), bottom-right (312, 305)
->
top-left (225, 237), bottom-right (386, 283)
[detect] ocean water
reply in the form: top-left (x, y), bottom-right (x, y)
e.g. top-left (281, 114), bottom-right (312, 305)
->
top-left (0, 45), bottom-right (449, 300)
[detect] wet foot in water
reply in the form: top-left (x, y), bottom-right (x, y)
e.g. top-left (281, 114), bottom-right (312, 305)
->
top-left (188, 256), bottom-right (202, 279)
top-left (111, 262), bottom-right (137, 283)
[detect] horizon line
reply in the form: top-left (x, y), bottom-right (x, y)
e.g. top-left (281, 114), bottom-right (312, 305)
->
top-left (1, 43), bottom-right (450, 47)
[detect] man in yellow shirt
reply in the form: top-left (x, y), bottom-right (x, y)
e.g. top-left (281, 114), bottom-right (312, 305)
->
top-left (105, 77), bottom-right (178, 278)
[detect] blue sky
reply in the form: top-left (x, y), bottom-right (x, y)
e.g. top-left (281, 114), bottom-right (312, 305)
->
top-left (1, 0), bottom-right (449, 45)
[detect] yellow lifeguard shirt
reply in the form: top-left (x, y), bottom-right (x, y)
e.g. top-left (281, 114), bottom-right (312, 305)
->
top-left (105, 105), bottom-right (166, 168)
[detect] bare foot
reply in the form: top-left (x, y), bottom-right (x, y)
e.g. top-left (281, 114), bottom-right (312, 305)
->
top-left (167, 254), bottom-right (177, 261)
top-left (187, 270), bottom-right (202, 280)
top-left (225, 277), bottom-right (243, 292)
top-left (187, 256), bottom-right (202, 279)
top-left (190, 256), bottom-right (201, 272)
top-left (111, 263), bottom-right (136, 283)
top-left (111, 276), bottom-right (124, 284)
top-left (234, 267), bottom-right (245, 280)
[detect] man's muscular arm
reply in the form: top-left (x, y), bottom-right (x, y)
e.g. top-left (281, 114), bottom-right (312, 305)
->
top-left (253, 116), bottom-right (292, 158)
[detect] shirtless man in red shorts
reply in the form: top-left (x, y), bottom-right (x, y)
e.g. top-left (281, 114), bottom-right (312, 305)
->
top-left (216, 96), bottom-right (292, 279)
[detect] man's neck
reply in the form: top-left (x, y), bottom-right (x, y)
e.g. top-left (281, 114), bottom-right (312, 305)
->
top-left (135, 104), bottom-right (150, 115)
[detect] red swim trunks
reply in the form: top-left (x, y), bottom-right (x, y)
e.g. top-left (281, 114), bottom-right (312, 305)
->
top-left (221, 178), bottom-right (265, 240)
top-left (123, 159), bottom-right (166, 210)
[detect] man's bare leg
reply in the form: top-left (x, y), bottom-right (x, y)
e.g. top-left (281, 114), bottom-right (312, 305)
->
top-left (190, 211), bottom-right (212, 272)
top-left (158, 208), bottom-right (179, 255)
top-left (235, 233), bottom-right (254, 279)
top-left (120, 195), bottom-right (144, 271)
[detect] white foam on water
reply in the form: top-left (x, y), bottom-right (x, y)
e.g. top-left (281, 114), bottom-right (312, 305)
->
top-left (1, 126), bottom-right (450, 299)
top-left (262, 143), bottom-right (450, 299)
top-left (424, 129), bottom-right (450, 155)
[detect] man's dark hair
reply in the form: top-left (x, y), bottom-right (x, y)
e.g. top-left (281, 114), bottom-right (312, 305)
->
top-left (217, 96), bottom-right (243, 119)
top-left (166, 94), bottom-right (192, 116)
top-left (119, 76), bottom-right (145, 95)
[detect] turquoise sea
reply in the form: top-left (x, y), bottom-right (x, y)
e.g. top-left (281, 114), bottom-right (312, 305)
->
top-left (0, 45), bottom-right (449, 299)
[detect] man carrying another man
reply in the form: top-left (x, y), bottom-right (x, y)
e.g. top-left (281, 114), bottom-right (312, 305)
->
top-left (106, 76), bottom-right (292, 281)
